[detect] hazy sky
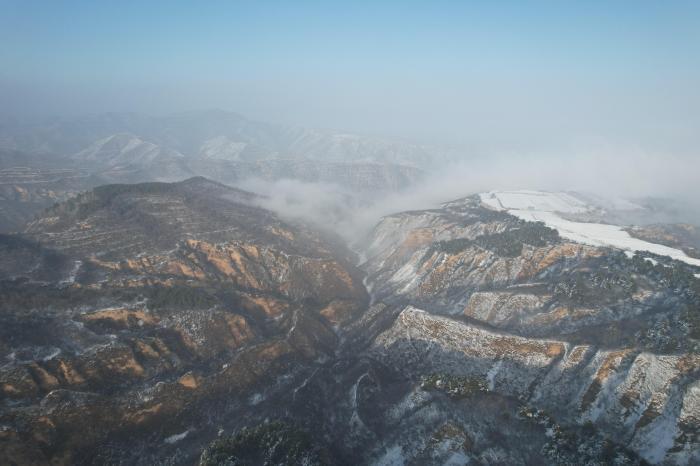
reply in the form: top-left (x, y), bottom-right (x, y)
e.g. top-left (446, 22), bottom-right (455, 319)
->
top-left (2, 0), bottom-right (699, 153)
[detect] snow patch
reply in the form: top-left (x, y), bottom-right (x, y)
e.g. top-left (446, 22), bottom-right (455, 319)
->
top-left (480, 191), bottom-right (700, 267)
top-left (480, 190), bottom-right (590, 214)
top-left (42, 347), bottom-right (61, 361)
top-left (60, 260), bottom-right (82, 285)
top-left (486, 360), bottom-right (503, 391)
top-left (375, 445), bottom-right (406, 466)
top-left (164, 430), bottom-right (189, 444)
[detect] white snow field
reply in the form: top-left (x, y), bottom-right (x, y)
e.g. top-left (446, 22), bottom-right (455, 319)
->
top-left (480, 190), bottom-right (700, 268)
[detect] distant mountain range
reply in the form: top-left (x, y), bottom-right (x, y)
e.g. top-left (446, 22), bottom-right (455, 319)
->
top-left (0, 110), bottom-right (440, 231)
top-left (2, 112), bottom-right (700, 465)
top-left (0, 110), bottom-right (449, 167)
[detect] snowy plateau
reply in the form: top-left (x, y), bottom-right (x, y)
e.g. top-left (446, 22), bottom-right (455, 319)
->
top-left (480, 190), bottom-right (700, 267)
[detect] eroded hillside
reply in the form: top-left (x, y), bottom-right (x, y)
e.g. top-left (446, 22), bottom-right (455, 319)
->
top-left (352, 195), bottom-right (700, 464)
top-left (0, 177), bottom-right (369, 464)
top-left (1, 185), bottom-right (699, 465)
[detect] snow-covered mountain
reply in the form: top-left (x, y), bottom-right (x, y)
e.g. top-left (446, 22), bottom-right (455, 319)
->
top-left (73, 133), bottom-right (185, 167)
top-left (358, 193), bottom-right (700, 464)
top-left (0, 110), bottom-right (449, 168)
top-left (0, 111), bottom-right (436, 232)
top-left (480, 190), bottom-right (700, 267)
top-left (1, 113), bottom-right (700, 464)
top-left (197, 135), bottom-right (249, 161)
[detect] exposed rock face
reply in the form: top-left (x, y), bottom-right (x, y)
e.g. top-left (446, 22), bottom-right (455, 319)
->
top-left (363, 196), bottom-right (700, 349)
top-left (356, 195), bottom-right (700, 464)
top-left (464, 290), bottom-right (551, 326)
top-left (2, 183), bottom-right (699, 465)
top-left (0, 177), bottom-right (368, 465)
top-left (372, 307), bottom-right (699, 464)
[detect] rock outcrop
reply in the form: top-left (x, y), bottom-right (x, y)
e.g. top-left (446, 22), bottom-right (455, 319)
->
top-left (356, 195), bottom-right (700, 464)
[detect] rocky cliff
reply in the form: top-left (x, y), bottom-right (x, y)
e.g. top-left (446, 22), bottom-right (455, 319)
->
top-left (355, 194), bottom-right (700, 464)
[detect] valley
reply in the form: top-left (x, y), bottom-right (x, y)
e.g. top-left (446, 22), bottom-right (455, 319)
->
top-left (4, 2), bottom-right (698, 463)
top-left (1, 176), bottom-right (698, 465)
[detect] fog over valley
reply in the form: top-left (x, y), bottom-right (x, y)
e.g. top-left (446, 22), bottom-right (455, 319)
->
top-left (1, 2), bottom-right (700, 465)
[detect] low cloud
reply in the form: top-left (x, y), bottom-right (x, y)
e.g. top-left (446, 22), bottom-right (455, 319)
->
top-left (236, 150), bottom-right (700, 246)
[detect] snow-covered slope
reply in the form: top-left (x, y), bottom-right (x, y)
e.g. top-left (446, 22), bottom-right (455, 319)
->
top-left (372, 306), bottom-right (700, 465)
top-left (480, 190), bottom-right (700, 267)
top-left (481, 190), bottom-right (592, 214)
top-left (198, 135), bottom-right (248, 161)
top-left (73, 133), bottom-right (185, 167)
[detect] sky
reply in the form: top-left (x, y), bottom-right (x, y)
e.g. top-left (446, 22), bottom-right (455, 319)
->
top-left (1, 0), bottom-right (699, 154)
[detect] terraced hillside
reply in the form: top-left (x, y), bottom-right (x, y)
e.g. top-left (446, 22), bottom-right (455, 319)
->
top-left (0, 177), bottom-right (369, 464)
top-left (0, 150), bottom-right (93, 232)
